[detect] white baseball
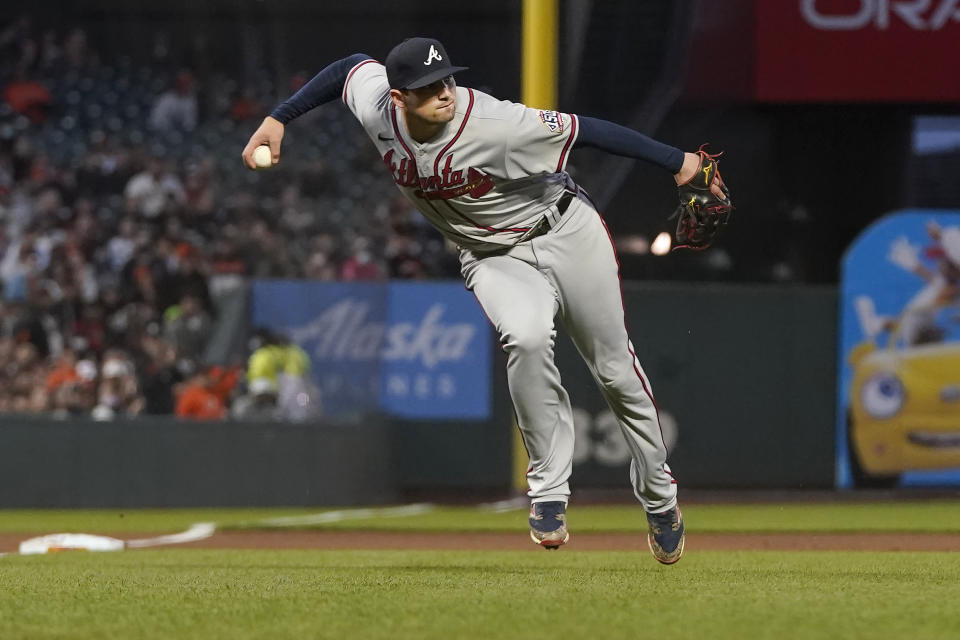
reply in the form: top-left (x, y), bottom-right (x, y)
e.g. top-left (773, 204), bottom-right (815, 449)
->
top-left (253, 145), bottom-right (272, 169)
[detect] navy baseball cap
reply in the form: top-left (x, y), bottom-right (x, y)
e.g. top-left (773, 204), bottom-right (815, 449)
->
top-left (385, 37), bottom-right (468, 90)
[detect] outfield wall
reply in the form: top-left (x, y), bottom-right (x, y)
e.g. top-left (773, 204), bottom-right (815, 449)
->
top-left (565, 283), bottom-right (838, 489)
top-left (0, 417), bottom-right (399, 507)
top-left (392, 282), bottom-right (839, 493)
top-left (0, 284), bottom-right (838, 507)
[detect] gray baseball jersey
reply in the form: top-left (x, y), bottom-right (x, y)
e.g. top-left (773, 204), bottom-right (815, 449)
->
top-left (344, 59), bottom-right (578, 251)
top-left (343, 59), bottom-right (677, 515)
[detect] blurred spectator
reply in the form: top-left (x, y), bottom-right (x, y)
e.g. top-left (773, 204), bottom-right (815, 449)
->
top-left (2, 69), bottom-right (52, 124)
top-left (1, 234), bottom-right (40, 300)
top-left (303, 232), bottom-right (339, 280)
top-left (45, 347), bottom-right (80, 392)
top-left (149, 70), bottom-right (198, 132)
top-left (7, 300), bottom-right (51, 356)
top-left (77, 131), bottom-right (134, 198)
top-left (137, 333), bottom-right (181, 414)
top-left (37, 29), bottom-right (61, 70)
top-left (230, 380), bottom-right (279, 421)
top-left (92, 349), bottom-right (144, 419)
top-left (386, 233), bottom-right (426, 279)
top-left (174, 368), bottom-right (226, 420)
top-left (163, 293), bottom-right (212, 366)
top-left (207, 364), bottom-right (240, 405)
top-left (239, 327), bottom-right (320, 421)
top-left (304, 250), bottom-right (338, 280)
top-left (73, 303), bottom-right (106, 353)
top-left (0, 16), bottom-right (33, 66)
top-left (124, 159), bottom-right (186, 219)
top-left (340, 237), bottom-right (384, 281)
top-left (27, 382), bottom-right (48, 412)
top-left (230, 86), bottom-right (264, 122)
top-left (62, 27), bottom-right (96, 68)
top-left (106, 218), bottom-right (138, 272)
top-left (50, 380), bottom-right (95, 418)
top-left (157, 245), bottom-right (211, 313)
top-left (209, 237), bottom-right (245, 283)
top-left (183, 158), bottom-right (216, 216)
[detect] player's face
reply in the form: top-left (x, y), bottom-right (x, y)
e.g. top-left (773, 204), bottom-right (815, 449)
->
top-left (397, 76), bottom-right (457, 125)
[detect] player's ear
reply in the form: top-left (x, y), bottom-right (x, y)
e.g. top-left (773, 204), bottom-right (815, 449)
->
top-left (389, 89), bottom-right (406, 109)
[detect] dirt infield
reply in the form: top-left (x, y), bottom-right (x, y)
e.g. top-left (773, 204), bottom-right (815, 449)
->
top-left (3, 530), bottom-right (960, 553)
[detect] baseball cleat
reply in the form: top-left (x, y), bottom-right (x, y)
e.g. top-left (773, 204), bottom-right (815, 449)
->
top-left (529, 501), bottom-right (569, 549)
top-left (646, 506), bottom-right (684, 564)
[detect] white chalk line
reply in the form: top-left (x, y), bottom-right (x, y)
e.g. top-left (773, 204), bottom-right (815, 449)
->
top-left (237, 502), bottom-right (436, 528)
top-left (1, 503), bottom-right (440, 557)
top-left (125, 522), bottom-right (217, 548)
top-left (478, 496), bottom-right (528, 513)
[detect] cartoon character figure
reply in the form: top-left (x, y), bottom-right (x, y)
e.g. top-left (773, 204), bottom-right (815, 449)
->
top-left (857, 222), bottom-right (960, 346)
top-left (847, 222), bottom-right (960, 486)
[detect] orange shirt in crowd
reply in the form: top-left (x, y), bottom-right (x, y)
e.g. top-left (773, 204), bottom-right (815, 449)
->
top-left (207, 365), bottom-right (240, 404)
top-left (3, 79), bottom-right (52, 123)
top-left (175, 384), bottom-right (225, 420)
top-left (46, 366), bottom-right (80, 392)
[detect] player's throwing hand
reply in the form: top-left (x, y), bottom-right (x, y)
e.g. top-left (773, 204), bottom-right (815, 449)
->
top-left (241, 116), bottom-right (285, 169)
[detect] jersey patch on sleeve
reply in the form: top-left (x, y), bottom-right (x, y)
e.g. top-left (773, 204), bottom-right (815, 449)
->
top-left (538, 110), bottom-right (564, 134)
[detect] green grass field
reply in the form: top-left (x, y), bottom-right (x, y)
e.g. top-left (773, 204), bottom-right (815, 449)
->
top-left (2, 502), bottom-right (960, 639)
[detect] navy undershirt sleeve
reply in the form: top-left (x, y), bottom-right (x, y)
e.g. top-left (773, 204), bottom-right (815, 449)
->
top-left (574, 115), bottom-right (684, 174)
top-left (269, 53), bottom-right (373, 124)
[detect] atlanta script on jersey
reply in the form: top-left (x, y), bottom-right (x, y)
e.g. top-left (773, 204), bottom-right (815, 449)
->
top-left (343, 59), bottom-right (580, 251)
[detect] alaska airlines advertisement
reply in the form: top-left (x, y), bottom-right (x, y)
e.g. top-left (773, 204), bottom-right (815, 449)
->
top-left (251, 281), bottom-right (491, 419)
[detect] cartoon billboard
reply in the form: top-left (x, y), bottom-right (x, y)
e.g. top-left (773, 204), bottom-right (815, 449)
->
top-left (837, 210), bottom-right (960, 488)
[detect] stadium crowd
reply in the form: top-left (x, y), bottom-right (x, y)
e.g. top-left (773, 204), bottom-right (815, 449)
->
top-left (0, 17), bottom-right (455, 419)
top-left (0, 15), bottom-right (834, 420)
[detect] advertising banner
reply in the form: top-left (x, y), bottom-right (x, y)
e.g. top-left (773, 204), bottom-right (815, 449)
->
top-left (379, 282), bottom-right (491, 419)
top-left (563, 283), bottom-right (837, 489)
top-left (755, 1), bottom-right (960, 102)
top-left (250, 281), bottom-right (387, 417)
top-left (250, 281), bottom-right (491, 419)
top-left (837, 210), bottom-right (960, 487)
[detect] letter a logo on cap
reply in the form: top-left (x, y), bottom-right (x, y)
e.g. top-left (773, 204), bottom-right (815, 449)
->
top-left (424, 45), bottom-right (443, 66)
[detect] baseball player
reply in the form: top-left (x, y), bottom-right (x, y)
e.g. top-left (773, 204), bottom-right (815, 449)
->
top-left (242, 37), bottom-right (731, 563)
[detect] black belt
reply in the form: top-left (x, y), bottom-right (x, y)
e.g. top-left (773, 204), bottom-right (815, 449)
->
top-left (525, 191), bottom-right (574, 241)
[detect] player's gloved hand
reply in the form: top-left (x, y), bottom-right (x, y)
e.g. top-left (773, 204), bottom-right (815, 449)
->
top-left (669, 145), bottom-right (733, 250)
top-left (888, 236), bottom-right (920, 272)
top-left (242, 116), bottom-right (285, 170)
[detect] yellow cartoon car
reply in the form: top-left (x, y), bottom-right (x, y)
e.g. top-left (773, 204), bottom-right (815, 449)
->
top-left (848, 338), bottom-right (960, 485)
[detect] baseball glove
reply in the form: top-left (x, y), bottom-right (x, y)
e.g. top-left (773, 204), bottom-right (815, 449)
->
top-left (670, 145), bottom-right (733, 250)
